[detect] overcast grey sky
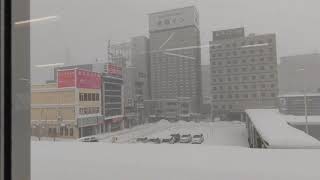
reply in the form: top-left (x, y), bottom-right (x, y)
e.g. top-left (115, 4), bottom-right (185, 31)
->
top-left (31, 0), bottom-right (320, 83)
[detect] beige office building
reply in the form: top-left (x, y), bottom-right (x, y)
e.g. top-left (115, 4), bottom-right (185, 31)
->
top-left (31, 83), bottom-right (103, 139)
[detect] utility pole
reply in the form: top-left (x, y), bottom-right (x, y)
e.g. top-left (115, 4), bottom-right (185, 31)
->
top-left (297, 68), bottom-right (309, 134)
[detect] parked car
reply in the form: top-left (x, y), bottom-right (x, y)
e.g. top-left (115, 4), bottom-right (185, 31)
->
top-left (149, 138), bottom-right (161, 144)
top-left (191, 134), bottom-right (204, 144)
top-left (136, 137), bottom-right (148, 143)
top-left (79, 136), bottom-right (99, 142)
top-left (170, 133), bottom-right (180, 143)
top-left (180, 134), bottom-right (192, 143)
top-left (161, 136), bottom-right (175, 144)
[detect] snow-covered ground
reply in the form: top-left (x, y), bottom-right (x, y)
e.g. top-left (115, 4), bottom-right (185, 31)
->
top-left (32, 141), bottom-right (320, 180)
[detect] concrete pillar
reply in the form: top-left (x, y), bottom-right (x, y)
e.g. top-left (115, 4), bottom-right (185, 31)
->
top-left (120, 120), bottom-right (125, 130)
top-left (240, 113), bottom-right (244, 122)
top-left (107, 123), bottom-right (111, 132)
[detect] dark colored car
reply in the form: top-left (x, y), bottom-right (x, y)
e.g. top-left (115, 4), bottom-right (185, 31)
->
top-left (149, 138), bottom-right (161, 144)
top-left (170, 133), bottom-right (180, 143)
top-left (136, 137), bottom-right (148, 143)
top-left (162, 137), bottom-right (175, 144)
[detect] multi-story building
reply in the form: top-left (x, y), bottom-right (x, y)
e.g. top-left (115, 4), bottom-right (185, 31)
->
top-left (102, 63), bottom-right (125, 131)
top-left (144, 97), bottom-right (192, 122)
top-left (279, 53), bottom-right (320, 94)
top-left (54, 63), bottom-right (126, 131)
top-left (31, 68), bottom-right (104, 139)
top-left (148, 6), bottom-right (202, 116)
top-left (109, 36), bottom-right (150, 125)
top-left (210, 28), bottom-right (278, 120)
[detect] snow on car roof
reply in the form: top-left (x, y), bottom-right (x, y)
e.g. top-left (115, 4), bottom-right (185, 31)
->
top-left (245, 109), bottom-right (320, 148)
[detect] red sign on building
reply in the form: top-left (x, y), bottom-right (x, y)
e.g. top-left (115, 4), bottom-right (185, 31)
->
top-left (105, 63), bottom-right (122, 78)
top-left (58, 69), bottom-right (101, 89)
top-left (76, 69), bottom-right (101, 89)
top-left (57, 69), bottom-right (76, 88)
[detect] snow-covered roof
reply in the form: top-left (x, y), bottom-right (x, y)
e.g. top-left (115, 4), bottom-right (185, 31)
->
top-left (245, 109), bottom-right (320, 149)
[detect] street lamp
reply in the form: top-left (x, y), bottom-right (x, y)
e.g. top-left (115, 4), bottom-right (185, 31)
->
top-left (297, 68), bottom-right (309, 134)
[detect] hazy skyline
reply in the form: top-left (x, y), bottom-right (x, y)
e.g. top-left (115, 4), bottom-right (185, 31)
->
top-left (31, 0), bottom-right (320, 83)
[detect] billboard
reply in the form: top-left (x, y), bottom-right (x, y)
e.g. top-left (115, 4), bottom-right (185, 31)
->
top-left (58, 69), bottom-right (101, 89)
top-left (76, 69), bottom-right (101, 89)
top-left (104, 63), bottom-right (122, 78)
top-left (149, 6), bottom-right (199, 32)
top-left (212, 28), bottom-right (245, 41)
top-left (57, 69), bottom-right (76, 88)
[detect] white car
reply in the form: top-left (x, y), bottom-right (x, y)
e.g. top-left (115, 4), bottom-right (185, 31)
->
top-left (191, 134), bottom-right (204, 144)
top-left (180, 134), bottom-right (192, 143)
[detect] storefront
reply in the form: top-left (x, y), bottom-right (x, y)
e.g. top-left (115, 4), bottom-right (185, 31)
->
top-left (77, 116), bottom-right (103, 137)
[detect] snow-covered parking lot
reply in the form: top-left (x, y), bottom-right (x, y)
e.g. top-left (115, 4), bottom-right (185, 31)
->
top-left (98, 120), bottom-right (249, 147)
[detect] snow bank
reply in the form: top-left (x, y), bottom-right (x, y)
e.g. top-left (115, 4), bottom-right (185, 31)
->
top-left (246, 109), bottom-right (320, 148)
top-left (32, 142), bottom-right (320, 180)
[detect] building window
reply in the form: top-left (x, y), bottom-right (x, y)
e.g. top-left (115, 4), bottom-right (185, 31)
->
top-left (260, 57), bottom-right (264, 61)
top-left (228, 77), bottom-right (232, 82)
top-left (251, 84), bottom-right (256, 89)
top-left (270, 74), bottom-right (275, 79)
top-left (261, 84), bottom-right (266, 88)
top-left (96, 94), bottom-right (99, 101)
top-left (213, 87), bottom-right (217, 91)
top-left (252, 93), bottom-right (257, 98)
top-left (227, 69), bottom-right (231, 73)
top-left (213, 95), bottom-right (217, 99)
top-left (220, 95), bottom-right (224, 99)
top-left (235, 94), bottom-right (239, 98)
top-left (260, 75), bottom-right (265, 79)
top-left (242, 59), bottom-right (247, 63)
top-left (261, 92), bottom-right (266, 97)
top-left (65, 127), bottom-right (69, 136)
top-left (220, 86), bottom-right (223, 90)
top-left (92, 93), bottom-right (96, 101)
top-left (249, 50), bottom-right (255, 54)
top-left (70, 128), bottom-right (73, 136)
top-left (251, 58), bottom-right (255, 63)
top-left (60, 127), bottom-right (64, 136)
top-left (228, 94), bottom-right (232, 99)
top-left (233, 68), bottom-right (238, 72)
top-left (233, 51), bottom-right (237, 56)
top-left (229, 105), bottom-right (233, 109)
top-left (242, 76), bottom-right (248, 81)
top-left (234, 77), bottom-right (239, 81)
top-left (243, 85), bottom-right (248, 89)
top-left (252, 75), bottom-right (256, 80)
top-left (259, 49), bottom-right (264, 54)
top-left (234, 85), bottom-right (239, 90)
top-left (219, 78), bottom-right (223, 82)
top-left (84, 93), bottom-right (88, 101)
top-left (270, 84), bottom-right (275, 88)
top-left (271, 93), bottom-right (276, 97)
top-left (243, 94), bottom-right (248, 98)
top-left (242, 67), bottom-right (247, 72)
top-left (88, 93), bottom-right (92, 101)
top-left (228, 86), bottom-right (232, 91)
top-left (260, 66), bottom-right (265, 70)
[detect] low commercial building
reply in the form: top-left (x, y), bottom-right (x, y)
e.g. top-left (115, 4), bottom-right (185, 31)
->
top-left (31, 68), bottom-right (103, 139)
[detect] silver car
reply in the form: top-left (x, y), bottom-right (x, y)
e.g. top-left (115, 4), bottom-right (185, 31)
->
top-left (191, 134), bottom-right (204, 144)
top-left (180, 134), bottom-right (192, 143)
